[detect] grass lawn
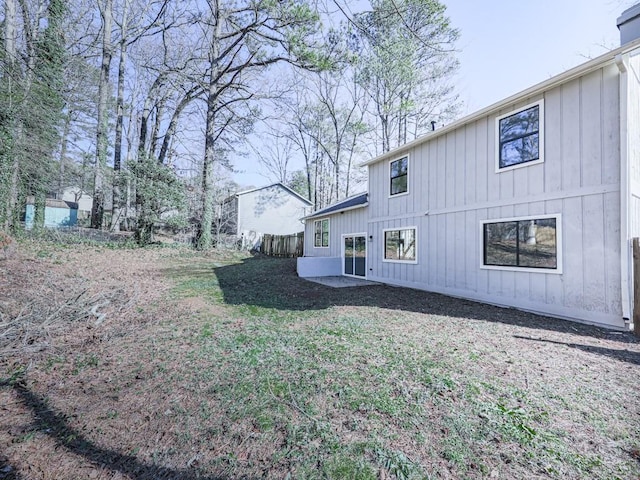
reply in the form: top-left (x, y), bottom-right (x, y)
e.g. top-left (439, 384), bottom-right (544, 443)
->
top-left (1, 242), bottom-right (639, 479)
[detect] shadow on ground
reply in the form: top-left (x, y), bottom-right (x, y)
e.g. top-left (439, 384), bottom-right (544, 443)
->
top-left (166, 255), bottom-right (640, 346)
top-left (514, 336), bottom-right (640, 366)
top-left (0, 379), bottom-right (224, 480)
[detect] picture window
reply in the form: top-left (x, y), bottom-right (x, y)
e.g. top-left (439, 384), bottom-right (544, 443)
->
top-left (383, 227), bottom-right (416, 262)
top-left (483, 217), bottom-right (558, 270)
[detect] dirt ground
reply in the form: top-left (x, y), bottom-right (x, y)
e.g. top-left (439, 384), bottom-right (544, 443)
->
top-left (1, 240), bottom-right (639, 479)
top-left (0, 241), bottom-right (187, 479)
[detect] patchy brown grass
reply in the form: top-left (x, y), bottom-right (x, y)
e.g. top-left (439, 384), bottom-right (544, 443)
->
top-left (1, 240), bottom-right (639, 480)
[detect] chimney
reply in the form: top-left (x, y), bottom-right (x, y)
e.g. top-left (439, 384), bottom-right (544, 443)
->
top-left (617, 3), bottom-right (640, 45)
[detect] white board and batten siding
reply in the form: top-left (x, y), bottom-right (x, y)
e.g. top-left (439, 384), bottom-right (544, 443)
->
top-left (303, 207), bottom-right (368, 258)
top-left (366, 61), bottom-right (625, 328)
top-left (299, 206), bottom-right (368, 277)
top-left (627, 52), bottom-right (640, 239)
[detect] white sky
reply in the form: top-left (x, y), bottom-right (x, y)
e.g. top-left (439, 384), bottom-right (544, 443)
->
top-left (232, 0), bottom-right (630, 188)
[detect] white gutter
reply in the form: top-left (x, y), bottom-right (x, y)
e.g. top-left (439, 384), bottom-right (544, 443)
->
top-left (616, 54), bottom-right (633, 328)
top-left (361, 38), bottom-right (640, 168)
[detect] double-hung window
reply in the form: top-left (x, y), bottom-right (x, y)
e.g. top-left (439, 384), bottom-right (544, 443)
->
top-left (482, 215), bottom-right (561, 272)
top-left (314, 219), bottom-right (329, 248)
top-left (390, 156), bottom-right (408, 196)
top-left (383, 227), bottom-right (417, 263)
top-left (496, 101), bottom-right (544, 171)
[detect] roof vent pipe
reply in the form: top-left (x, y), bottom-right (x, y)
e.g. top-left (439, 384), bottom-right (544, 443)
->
top-left (617, 3), bottom-right (640, 45)
top-left (431, 120), bottom-right (437, 131)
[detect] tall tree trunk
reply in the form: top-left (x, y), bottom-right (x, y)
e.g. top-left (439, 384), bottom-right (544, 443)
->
top-left (332, 125), bottom-right (340, 202)
top-left (57, 111), bottom-right (72, 198)
top-left (5, 0), bottom-right (40, 230)
top-left (196, 1), bottom-right (221, 250)
top-left (138, 75), bottom-right (164, 158)
top-left (5, 143), bottom-right (20, 231)
top-left (2, 0), bottom-right (18, 230)
top-left (381, 114), bottom-right (389, 153)
top-left (149, 97), bottom-right (165, 158)
top-left (91, 0), bottom-right (113, 229)
top-left (123, 107), bottom-right (138, 230)
top-left (111, 2), bottom-right (129, 232)
top-left (157, 87), bottom-right (201, 165)
top-left (134, 78), bottom-right (161, 241)
top-left (33, 194), bottom-right (46, 231)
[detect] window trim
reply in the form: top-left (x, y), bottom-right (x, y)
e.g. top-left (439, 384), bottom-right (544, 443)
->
top-left (382, 226), bottom-right (418, 264)
top-left (479, 213), bottom-right (562, 274)
top-left (495, 100), bottom-right (544, 173)
top-left (388, 155), bottom-right (409, 198)
top-left (313, 218), bottom-right (330, 248)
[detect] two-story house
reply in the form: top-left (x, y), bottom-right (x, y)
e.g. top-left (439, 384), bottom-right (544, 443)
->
top-left (219, 183), bottom-right (311, 248)
top-left (297, 5), bottom-right (640, 331)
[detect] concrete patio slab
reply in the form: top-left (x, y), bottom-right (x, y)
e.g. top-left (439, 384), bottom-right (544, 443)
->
top-left (303, 276), bottom-right (379, 288)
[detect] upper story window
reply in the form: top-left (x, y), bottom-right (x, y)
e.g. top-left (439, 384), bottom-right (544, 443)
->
top-left (390, 156), bottom-right (408, 196)
top-left (383, 227), bottom-right (417, 263)
top-left (496, 100), bottom-right (544, 171)
top-left (314, 218), bottom-right (329, 248)
top-left (481, 214), bottom-right (561, 273)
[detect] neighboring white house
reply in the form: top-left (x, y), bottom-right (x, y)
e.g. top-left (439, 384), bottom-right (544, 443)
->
top-left (220, 183), bottom-right (312, 248)
top-left (298, 7), bottom-right (640, 331)
top-left (61, 187), bottom-right (93, 219)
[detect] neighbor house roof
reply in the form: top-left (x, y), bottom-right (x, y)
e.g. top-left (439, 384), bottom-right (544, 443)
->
top-left (361, 37), bottom-right (640, 168)
top-left (303, 192), bottom-right (368, 220)
top-left (231, 182), bottom-right (312, 206)
top-left (26, 196), bottom-right (78, 209)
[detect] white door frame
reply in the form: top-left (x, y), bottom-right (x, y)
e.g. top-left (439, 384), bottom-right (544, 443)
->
top-left (341, 232), bottom-right (368, 278)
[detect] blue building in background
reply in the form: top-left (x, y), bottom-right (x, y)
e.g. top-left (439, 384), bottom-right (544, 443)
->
top-left (24, 197), bottom-right (78, 229)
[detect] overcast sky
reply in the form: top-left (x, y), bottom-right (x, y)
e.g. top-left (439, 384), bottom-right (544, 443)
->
top-left (233, 0), bottom-right (631, 188)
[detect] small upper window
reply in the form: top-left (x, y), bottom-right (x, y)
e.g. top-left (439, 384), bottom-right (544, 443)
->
top-left (496, 101), bottom-right (543, 171)
top-left (390, 156), bottom-right (408, 196)
top-left (314, 219), bottom-right (329, 248)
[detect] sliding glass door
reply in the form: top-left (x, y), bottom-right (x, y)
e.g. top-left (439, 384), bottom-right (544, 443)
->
top-left (344, 234), bottom-right (366, 277)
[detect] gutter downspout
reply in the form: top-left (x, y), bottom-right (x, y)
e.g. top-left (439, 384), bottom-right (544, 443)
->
top-left (616, 54), bottom-right (633, 329)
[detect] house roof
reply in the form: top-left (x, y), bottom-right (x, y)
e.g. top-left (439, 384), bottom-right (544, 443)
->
top-left (232, 182), bottom-right (312, 206)
top-left (26, 196), bottom-right (79, 209)
top-left (361, 37), bottom-right (640, 168)
top-left (304, 192), bottom-right (368, 220)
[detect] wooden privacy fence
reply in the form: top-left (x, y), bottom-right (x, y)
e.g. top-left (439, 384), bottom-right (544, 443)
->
top-left (260, 232), bottom-right (304, 258)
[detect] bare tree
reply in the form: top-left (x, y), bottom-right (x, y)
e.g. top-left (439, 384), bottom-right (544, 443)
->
top-left (251, 132), bottom-right (296, 184)
top-left (194, 0), bottom-right (324, 250)
top-left (1, 0), bottom-right (20, 230)
top-left (352, 0), bottom-right (460, 153)
top-left (90, 0), bottom-right (113, 228)
top-left (110, 0), bottom-right (171, 231)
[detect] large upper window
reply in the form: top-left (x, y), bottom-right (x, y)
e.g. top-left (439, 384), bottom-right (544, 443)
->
top-left (314, 219), bottom-right (329, 248)
top-left (496, 101), bottom-right (543, 171)
top-left (383, 227), bottom-right (416, 263)
top-left (482, 215), bottom-right (560, 271)
top-left (390, 156), bottom-right (408, 196)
